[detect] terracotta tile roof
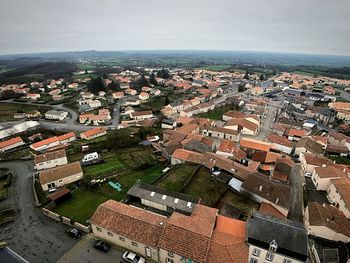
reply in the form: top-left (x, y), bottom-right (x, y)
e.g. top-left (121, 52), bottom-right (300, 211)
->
top-left (207, 216), bottom-right (248, 263)
top-left (204, 126), bottom-right (240, 136)
top-left (242, 173), bottom-right (291, 210)
top-left (176, 123), bottom-right (199, 135)
top-left (0, 137), bottom-right (23, 149)
top-left (285, 128), bottom-right (308, 138)
top-left (308, 202), bottom-right (350, 238)
top-left (231, 148), bottom-right (247, 161)
top-left (131, 110), bottom-right (153, 117)
top-left (296, 137), bottom-right (323, 155)
top-left (39, 161), bottom-right (82, 185)
top-left (267, 133), bottom-right (293, 148)
top-left (328, 131), bottom-right (350, 143)
top-left (158, 205), bottom-right (217, 263)
top-left (91, 200), bottom-right (166, 247)
top-left (217, 140), bottom-right (236, 154)
top-left (272, 171), bottom-right (289, 181)
top-left (31, 136), bottom-right (59, 149)
top-left (225, 118), bottom-right (258, 132)
top-left (81, 127), bottom-right (106, 138)
top-left (34, 149), bottom-right (66, 164)
top-left (330, 177), bottom-right (350, 210)
top-left (303, 152), bottom-right (332, 167)
top-left (172, 149), bottom-right (204, 164)
top-left (57, 132), bottom-right (75, 141)
top-left (247, 160), bottom-right (260, 171)
top-left (259, 202), bottom-right (286, 219)
top-left (314, 165), bottom-right (347, 179)
top-left (311, 136), bottom-right (328, 145)
top-left (240, 138), bottom-right (271, 152)
top-left (326, 144), bottom-right (349, 154)
top-left (176, 116), bottom-right (194, 124)
top-left (201, 152), bottom-right (251, 181)
top-left (201, 137), bottom-right (215, 148)
top-left (48, 187), bottom-right (71, 201)
top-left (252, 151), bottom-right (282, 164)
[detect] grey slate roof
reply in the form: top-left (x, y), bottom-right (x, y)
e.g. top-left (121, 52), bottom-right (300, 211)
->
top-left (0, 247), bottom-right (29, 263)
top-left (247, 212), bottom-right (308, 261)
top-left (127, 182), bottom-right (199, 215)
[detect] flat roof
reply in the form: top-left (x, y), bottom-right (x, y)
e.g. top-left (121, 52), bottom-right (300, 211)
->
top-left (127, 182), bottom-right (199, 215)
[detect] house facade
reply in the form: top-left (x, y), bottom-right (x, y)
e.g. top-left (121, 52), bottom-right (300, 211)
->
top-left (34, 149), bottom-right (68, 170)
top-left (327, 177), bottom-right (350, 219)
top-left (39, 162), bottom-right (83, 191)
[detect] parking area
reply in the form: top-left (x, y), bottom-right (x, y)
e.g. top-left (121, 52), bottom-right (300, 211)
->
top-left (58, 234), bottom-right (124, 263)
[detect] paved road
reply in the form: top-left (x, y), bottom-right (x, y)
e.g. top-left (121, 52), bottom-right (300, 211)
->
top-left (287, 165), bottom-right (304, 223)
top-left (0, 161), bottom-right (78, 263)
top-left (257, 100), bottom-right (282, 139)
top-left (58, 234), bottom-right (124, 263)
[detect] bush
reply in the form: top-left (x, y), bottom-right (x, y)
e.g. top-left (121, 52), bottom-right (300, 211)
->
top-left (3, 173), bottom-right (12, 187)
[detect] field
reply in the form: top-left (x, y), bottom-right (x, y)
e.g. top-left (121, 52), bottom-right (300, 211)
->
top-left (182, 166), bottom-right (227, 207)
top-left (53, 188), bottom-right (108, 225)
top-left (83, 154), bottom-right (125, 178)
top-left (196, 64), bottom-right (233, 71)
top-left (72, 73), bottom-right (97, 80)
top-left (0, 102), bottom-right (50, 121)
top-left (155, 164), bottom-right (199, 191)
top-left (118, 147), bottom-right (157, 169)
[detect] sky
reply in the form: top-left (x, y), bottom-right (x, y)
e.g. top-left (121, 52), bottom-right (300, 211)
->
top-left (0, 0), bottom-right (350, 56)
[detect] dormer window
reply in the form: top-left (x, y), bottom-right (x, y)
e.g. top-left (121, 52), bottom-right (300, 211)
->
top-left (269, 239), bottom-right (278, 253)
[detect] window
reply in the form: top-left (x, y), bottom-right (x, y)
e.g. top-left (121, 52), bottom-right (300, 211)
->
top-left (265, 252), bottom-right (274, 261)
top-left (283, 259), bottom-right (292, 263)
top-left (269, 240), bottom-right (278, 253)
top-left (145, 247), bottom-right (152, 258)
top-left (96, 227), bottom-right (102, 232)
top-left (252, 248), bottom-right (261, 257)
top-left (249, 258), bottom-right (258, 263)
top-left (166, 258), bottom-right (174, 263)
top-left (132, 241), bottom-right (138, 247)
top-left (168, 251), bottom-right (174, 258)
top-left (119, 236), bottom-right (125, 242)
top-left (107, 232), bottom-right (113, 237)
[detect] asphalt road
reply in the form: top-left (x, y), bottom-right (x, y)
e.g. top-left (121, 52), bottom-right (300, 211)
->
top-left (0, 161), bottom-right (78, 263)
top-left (57, 234), bottom-right (124, 263)
top-left (287, 165), bottom-right (304, 223)
top-left (257, 100), bottom-right (282, 139)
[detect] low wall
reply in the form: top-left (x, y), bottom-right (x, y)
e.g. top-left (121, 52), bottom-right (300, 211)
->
top-left (42, 207), bottom-right (91, 233)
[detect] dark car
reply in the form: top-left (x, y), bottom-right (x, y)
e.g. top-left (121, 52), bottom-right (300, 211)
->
top-left (93, 240), bottom-right (111, 253)
top-left (67, 228), bottom-right (82, 239)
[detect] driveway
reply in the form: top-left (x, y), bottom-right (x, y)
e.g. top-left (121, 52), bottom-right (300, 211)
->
top-left (58, 234), bottom-right (124, 263)
top-left (0, 161), bottom-right (78, 263)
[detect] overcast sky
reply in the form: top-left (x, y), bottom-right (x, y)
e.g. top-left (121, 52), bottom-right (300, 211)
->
top-left (1, 0), bottom-right (350, 56)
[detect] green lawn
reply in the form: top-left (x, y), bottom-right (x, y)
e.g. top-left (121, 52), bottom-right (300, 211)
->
top-left (0, 102), bottom-right (49, 121)
top-left (156, 164), bottom-right (198, 191)
top-left (329, 156), bottom-right (350, 165)
top-left (83, 154), bottom-right (125, 178)
top-left (219, 190), bottom-right (259, 217)
top-left (53, 188), bottom-right (108, 225)
top-left (197, 104), bottom-right (236, 120)
top-left (182, 167), bottom-right (227, 207)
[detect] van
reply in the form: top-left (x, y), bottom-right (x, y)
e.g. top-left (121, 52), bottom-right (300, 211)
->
top-left (81, 152), bottom-right (99, 164)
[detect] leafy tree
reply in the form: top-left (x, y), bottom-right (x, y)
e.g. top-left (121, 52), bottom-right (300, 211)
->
top-left (243, 71), bottom-right (250, 80)
top-left (238, 84), bottom-right (246, 92)
top-left (0, 90), bottom-right (21, 100)
top-left (87, 76), bottom-right (106, 94)
top-left (149, 73), bottom-right (158, 85)
top-left (157, 68), bottom-right (170, 79)
top-left (259, 74), bottom-right (266, 81)
top-left (131, 74), bottom-right (149, 91)
top-left (164, 96), bottom-right (170, 105)
top-left (107, 80), bottom-right (121, 91)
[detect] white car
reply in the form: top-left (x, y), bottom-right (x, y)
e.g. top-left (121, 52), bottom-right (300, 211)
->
top-left (122, 251), bottom-right (145, 263)
top-left (304, 172), bottom-right (312, 178)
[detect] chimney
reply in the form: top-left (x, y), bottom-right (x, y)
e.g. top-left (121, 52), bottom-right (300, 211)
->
top-left (275, 197), bottom-right (279, 204)
top-left (322, 164), bottom-right (327, 167)
top-left (259, 185), bottom-right (263, 192)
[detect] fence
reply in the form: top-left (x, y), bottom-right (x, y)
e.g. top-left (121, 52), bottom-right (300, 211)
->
top-left (42, 206), bottom-right (91, 233)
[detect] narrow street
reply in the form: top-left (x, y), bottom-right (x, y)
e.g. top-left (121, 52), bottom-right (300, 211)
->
top-left (0, 161), bottom-right (78, 263)
top-left (287, 165), bottom-right (304, 223)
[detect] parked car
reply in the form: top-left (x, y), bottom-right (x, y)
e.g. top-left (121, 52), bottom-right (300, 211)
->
top-left (67, 228), bottom-right (81, 239)
top-left (304, 172), bottom-right (312, 178)
top-left (93, 240), bottom-right (110, 253)
top-left (122, 251), bottom-right (145, 263)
